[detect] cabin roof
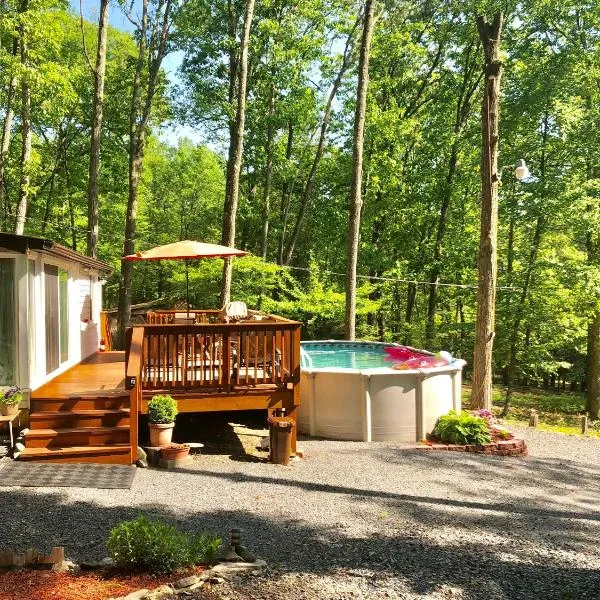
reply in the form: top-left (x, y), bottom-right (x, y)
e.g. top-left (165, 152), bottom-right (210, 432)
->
top-left (0, 232), bottom-right (113, 274)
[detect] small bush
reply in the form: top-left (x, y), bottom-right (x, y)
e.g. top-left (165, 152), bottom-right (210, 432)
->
top-left (107, 515), bottom-right (221, 575)
top-left (432, 410), bottom-right (492, 445)
top-left (148, 395), bottom-right (178, 424)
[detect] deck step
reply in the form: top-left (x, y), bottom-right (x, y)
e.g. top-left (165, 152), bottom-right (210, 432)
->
top-left (30, 395), bottom-right (130, 412)
top-left (17, 445), bottom-right (132, 464)
top-left (29, 409), bottom-right (130, 430)
top-left (24, 426), bottom-right (130, 448)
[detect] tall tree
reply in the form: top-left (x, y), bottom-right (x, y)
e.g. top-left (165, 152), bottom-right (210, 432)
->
top-left (281, 16), bottom-right (359, 266)
top-left (14, 0), bottom-right (31, 235)
top-left (220, 0), bottom-right (256, 305)
top-left (345, 0), bottom-right (375, 340)
top-left (0, 38), bottom-right (18, 229)
top-left (117, 0), bottom-right (177, 344)
top-left (471, 13), bottom-right (503, 409)
top-left (85, 0), bottom-right (110, 258)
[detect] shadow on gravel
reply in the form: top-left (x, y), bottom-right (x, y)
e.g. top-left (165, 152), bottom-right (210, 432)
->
top-left (1, 481), bottom-right (599, 600)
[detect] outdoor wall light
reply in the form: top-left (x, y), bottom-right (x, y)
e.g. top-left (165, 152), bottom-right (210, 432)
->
top-left (514, 159), bottom-right (530, 181)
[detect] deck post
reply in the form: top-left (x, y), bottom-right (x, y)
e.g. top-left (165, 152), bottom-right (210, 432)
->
top-left (126, 326), bottom-right (145, 463)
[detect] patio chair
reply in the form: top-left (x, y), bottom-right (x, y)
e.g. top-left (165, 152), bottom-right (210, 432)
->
top-left (235, 330), bottom-right (282, 383)
top-left (220, 301), bottom-right (248, 323)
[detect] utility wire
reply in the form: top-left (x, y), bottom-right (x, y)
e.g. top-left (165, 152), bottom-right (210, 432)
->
top-left (4, 213), bottom-right (521, 292)
top-left (284, 265), bottom-right (522, 292)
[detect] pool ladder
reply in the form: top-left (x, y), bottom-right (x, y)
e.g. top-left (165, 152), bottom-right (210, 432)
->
top-left (300, 346), bottom-right (313, 369)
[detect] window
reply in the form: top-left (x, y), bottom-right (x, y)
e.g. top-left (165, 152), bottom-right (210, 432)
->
top-left (59, 269), bottom-right (69, 363)
top-left (0, 258), bottom-right (16, 386)
top-left (28, 259), bottom-right (36, 381)
top-left (45, 264), bottom-right (70, 374)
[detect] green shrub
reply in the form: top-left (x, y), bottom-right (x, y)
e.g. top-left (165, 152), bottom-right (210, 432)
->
top-left (107, 515), bottom-right (221, 574)
top-left (148, 395), bottom-right (178, 424)
top-left (432, 410), bottom-right (492, 445)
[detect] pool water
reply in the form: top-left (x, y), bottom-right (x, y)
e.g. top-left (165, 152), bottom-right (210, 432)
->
top-left (301, 343), bottom-right (392, 370)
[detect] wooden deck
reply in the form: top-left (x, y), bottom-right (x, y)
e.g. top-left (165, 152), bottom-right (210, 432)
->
top-left (20, 353), bottom-right (131, 464)
top-left (32, 352), bottom-right (126, 398)
top-left (19, 310), bottom-right (301, 464)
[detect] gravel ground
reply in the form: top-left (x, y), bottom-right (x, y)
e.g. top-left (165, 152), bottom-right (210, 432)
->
top-left (1, 425), bottom-right (600, 600)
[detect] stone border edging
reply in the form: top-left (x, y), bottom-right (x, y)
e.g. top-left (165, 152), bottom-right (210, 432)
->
top-left (109, 560), bottom-right (267, 600)
top-left (418, 438), bottom-right (527, 456)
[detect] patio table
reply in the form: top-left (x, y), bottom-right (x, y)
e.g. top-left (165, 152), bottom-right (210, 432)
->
top-left (0, 412), bottom-right (21, 449)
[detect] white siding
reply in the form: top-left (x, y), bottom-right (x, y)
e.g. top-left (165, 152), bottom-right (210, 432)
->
top-left (77, 269), bottom-right (101, 360)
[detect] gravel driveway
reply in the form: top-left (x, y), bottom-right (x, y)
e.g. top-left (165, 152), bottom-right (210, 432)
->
top-left (1, 425), bottom-right (600, 599)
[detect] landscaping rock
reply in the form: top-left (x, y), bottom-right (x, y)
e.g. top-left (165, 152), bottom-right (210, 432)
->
top-left (174, 575), bottom-right (201, 589)
top-left (158, 456), bottom-right (194, 470)
top-left (52, 559), bottom-right (79, 573)
top-left (212, 560), bottom-right (267, 575)
top-left (142, 584), bottom-right (174, 599)
top-left (111, 589), bottom-right (149, 600)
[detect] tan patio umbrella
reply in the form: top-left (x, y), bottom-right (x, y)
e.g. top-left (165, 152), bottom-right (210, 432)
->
top-left (123, 240), bottom-right (249, 316)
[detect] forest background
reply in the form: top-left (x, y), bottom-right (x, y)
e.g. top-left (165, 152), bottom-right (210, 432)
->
top-left (0, 0), bottom-right (599, 414)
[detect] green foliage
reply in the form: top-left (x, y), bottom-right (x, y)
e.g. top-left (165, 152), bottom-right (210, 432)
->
top-left (432, 410), bottom-right (492, 446)
top-left (147, 395), bottom-right (178, 424)
top-left (107, 515), bottom-right (221, 574)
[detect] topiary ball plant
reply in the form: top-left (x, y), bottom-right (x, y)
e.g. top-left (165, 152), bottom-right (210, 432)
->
top-left (148, 394), bottom-right (178, 425)
top-left (432, 410), bottom-right (492, 446)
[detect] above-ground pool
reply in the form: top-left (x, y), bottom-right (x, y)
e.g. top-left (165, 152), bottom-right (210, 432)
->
top-left (299, 341), bottom-right (465, 442)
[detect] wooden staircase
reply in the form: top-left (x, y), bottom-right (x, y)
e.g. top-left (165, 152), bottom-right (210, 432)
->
top-left (19, 393), bottom-right (133, 464)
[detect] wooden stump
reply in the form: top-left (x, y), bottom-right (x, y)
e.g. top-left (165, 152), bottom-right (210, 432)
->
top-left (529, 410), bottom-right (539, 428)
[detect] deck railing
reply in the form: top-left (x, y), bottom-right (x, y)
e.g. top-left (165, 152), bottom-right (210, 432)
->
top-left (145, 310), bottom-right (221, 324)
top-left (125, 326), bottom-right (144, 463)
top-left (126, 311), bottom-right (301, 393)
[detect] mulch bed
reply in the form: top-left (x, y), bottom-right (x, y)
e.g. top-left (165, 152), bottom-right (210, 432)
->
top-left (419, 438), bottom-right (528, 456)
top-left (0, 566), bottom-right (204, 600)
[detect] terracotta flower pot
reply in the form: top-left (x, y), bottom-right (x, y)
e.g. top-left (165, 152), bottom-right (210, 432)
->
top-left (0, 404), bottom-right (19, 417)
top-left (161, 444), bottom-right (190, 461)
top-left (149, 422), bottom-right (175, 447)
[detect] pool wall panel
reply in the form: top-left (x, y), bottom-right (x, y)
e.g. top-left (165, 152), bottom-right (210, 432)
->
top-left (299, 355), bottom-right (466, 442)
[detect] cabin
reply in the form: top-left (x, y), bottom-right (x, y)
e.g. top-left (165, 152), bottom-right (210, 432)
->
top-left (0, 233), bottom-right (301, 464)
top-left (0, 233), bottom-right (111, 395)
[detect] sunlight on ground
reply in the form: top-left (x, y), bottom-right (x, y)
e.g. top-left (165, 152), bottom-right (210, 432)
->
top-left (461, 385), bottom-right (600, 438)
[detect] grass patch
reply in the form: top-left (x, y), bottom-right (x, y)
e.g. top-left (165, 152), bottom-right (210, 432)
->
top-left (461, 385), bottom-right (600, 437)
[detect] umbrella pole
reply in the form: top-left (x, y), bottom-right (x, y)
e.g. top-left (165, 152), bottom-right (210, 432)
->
top-left (185, 259), bottom-right (190, 318)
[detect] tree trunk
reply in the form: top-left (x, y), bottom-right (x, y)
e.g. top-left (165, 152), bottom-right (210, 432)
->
top-left (281, 16), bottom-right (360, 266)
top-left (221, 0), bottom-right (256, 305)
top-left (278, 121), bottom-right (294, 264)
top-left (425, 42), bottom-right (480, 345)
top-left (425, 143), bottom-right (458, 346)
top-left (261, 84), bottom-right (275, 260)
top-left (86, 0), bottom-right (110, 258)
top-left (117, 0), bottom-right (148, 347)
top-left (117, 0), bottom-right (175, 345)
top-left (14, 0), bottom-right (31, 235)
top-left (345, 0), bottom-right (375, 340)
top-left (0, 39), bottom-right (18, 229)
top-left (471, 13), bottom-right (503, 410)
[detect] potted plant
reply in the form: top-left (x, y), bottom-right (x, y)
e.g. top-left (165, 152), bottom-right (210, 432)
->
top-left (148, 394), bottom-right (178, 447)
top-left (161, 443), bottom-right (190, 461)
top-left (1, 387), bottom-right (22, 416)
